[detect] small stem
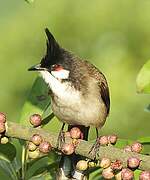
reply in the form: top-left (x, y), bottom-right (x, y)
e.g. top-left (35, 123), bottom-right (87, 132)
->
top-left (21, 144), bottom-right (27, 180)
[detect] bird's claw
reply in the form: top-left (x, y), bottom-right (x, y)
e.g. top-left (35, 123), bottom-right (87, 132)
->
top-left (89, 138), bottom-right (100, 160)
top-left (57, 130), bottom-right (65, 149)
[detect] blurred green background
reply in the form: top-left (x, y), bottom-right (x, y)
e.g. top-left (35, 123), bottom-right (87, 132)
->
top-left (0, 0), bottom-right (149, 141)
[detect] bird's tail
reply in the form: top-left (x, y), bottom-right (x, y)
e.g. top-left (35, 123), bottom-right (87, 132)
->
top-left (56, 125), bottom-right (89, 180)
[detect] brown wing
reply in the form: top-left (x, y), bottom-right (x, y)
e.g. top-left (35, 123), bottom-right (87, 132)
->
top-left (85, 61), bottom-right (110, 115)
top-left (99, 80), bottom-right (110, 115)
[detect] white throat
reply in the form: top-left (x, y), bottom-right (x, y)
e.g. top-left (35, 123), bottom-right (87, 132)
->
top-left (40, 71), bottom-right (79, 100)
top-left (51, 69), bottom-right (70, 80)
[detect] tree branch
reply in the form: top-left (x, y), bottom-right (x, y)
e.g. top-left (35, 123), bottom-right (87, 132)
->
top-left (5, 121), bottom-right (150, 170)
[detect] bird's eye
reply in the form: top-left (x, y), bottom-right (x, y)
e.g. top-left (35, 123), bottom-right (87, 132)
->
top-left (51, 64), bottom-right (63, 71)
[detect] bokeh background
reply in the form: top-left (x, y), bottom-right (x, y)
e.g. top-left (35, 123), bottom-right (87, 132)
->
top-left (0, 0), bottom-right (149, 141)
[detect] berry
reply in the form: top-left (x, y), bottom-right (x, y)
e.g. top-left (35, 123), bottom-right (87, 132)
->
top-left (124, 145), bottom-right (132, 152)
top-left (131, 142), bottom-right (143, 153)
top-left (100, 158), bottom-right (111, 169)
top-left (72, 138), bottom-right (80, 147)
top-left (121, 168), bottom-right (134, 180)
top-left (31, 134), bottom-right (42, 145)
top-left (1, 137), bottom-right (9, 144)
top-left (127, 157), bottom-right (140, 169)
top-left (139, 171), bottom-right (150, 180)
top-left (111, 160), bottom-right (122, 171)
top-left (88, 161), bottom-right (96, 168)
top-left (70, 127), bottom-right (81, 139)
top-left (80, 132), bottom-right (84, 140)
top-left (99, 136), bottom-right (108, 145)
top-left (0, 112), bottom-right (6, 123)
top-left (29, 114), bottom-right (42, 127)
top-left (28, 149), bottom-right (40, 159)
top-left (108, 135), bottom-right (118, 144)
top-left (0, 122), bottom-right (5, 133)
top-left (64, 131), bottom-right (71, 138)
top-left (102, 167), bottom-right (114, 179)
top-left (39, 141), bottom-right (52, 153)
top-left (61, 143), bottom-right (75, 155)
top-left (28, 142), bottom-right (37, 151)
top-left (76, 160), bottom-right (88, 171)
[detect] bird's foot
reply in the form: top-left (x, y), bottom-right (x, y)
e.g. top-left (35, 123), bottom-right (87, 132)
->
top-left (57, 130), bottom-right (65, 149)
top-left (89, 138), bottom-right (100, 160)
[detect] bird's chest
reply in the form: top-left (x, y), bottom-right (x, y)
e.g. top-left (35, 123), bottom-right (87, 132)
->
top-left (51, 82), bottom-right (81, 113)
top-left (40, 70), bottom-right (81, 109)
top-left (41, 71), bottom-right (102, 126)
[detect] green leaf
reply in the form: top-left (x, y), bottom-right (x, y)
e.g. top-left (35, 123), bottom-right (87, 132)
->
top-left (0, 159), bottom-right (18, 180)
top-left (26, 152), bottom-right (58, 179)
top-left (32, 162), bottom-right (58, 177)
top-left (89, 168), bottom-right (103, 180)
top-left (0, 143), bottom-right (16, 162)
top-left (42, 103), bottom-right (52, 119)
top-left (114, 139), bottom-right (129, 148)
top-left (25, 0), bottom-right (34, 3)
top-left (138, 137), bottom-right (150, 144)
top-left (134, 169), bottom-right (141, 180)
top-left (136, 60), bottom-right (150, 94)
top-left (29, 173), bottom-right (52, 180)
top-left (145, 104), bottom-right (150, 112)
top-left (19, 76), bottom-right (51, 126)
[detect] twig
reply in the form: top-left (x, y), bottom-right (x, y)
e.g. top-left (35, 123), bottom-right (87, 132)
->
top-left (5, 121), bottom-right (150, 171)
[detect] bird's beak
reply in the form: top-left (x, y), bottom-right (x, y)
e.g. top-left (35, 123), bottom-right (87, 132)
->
top-left (28, 64), bottom-right (46, 71)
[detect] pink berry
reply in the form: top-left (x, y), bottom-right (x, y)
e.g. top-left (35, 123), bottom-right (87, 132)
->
top-left (0, 122), bottom-right (5, 133)
top-left (108, 135), bottom-right (118, 144)
top-left (102, 167), bottom-right (114, 179)
top-left (70, 127), bottom-right (81, 139)
top-left (28, 142), bottom-right (37, 151)
top-left (61, 143), bottom-right (75, 155)
top-left (39, 141), bottom-right (52, 153)
top-left (111, 160), bottom-right (123, 171)
top-left (121, 168), bottom-right (134, 180)
top-left (127, 157), bottom-right (140, 169)
top-left (29, 114), bottom-right (42, 127)
top-left (100, 158), bottom-right (111, 168)
top-left (31, 134), bottom-right (42, 145)
top-left (140, 171), bottom-right (150, 180)
top-left (0, 112), bottom-right (6, 123)
top-left (64, 131), bottom-right (71, 138)
top-left (99, 136), bottom-right (108, 145)
top-left (131, 142), bottom-right (143, 153)
top-left (124, 145), bottom-right (132, 152)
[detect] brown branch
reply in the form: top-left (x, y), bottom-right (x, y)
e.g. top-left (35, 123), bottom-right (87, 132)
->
top-left (5, 121), bottom-right (150, 170)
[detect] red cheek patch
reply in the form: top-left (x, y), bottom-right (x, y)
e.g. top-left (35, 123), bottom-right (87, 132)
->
top-left (52, 64), bottom-right (64, 71)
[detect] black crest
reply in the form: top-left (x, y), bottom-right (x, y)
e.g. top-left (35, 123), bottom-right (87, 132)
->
top-left (41, 28), bottom-right (62, 67)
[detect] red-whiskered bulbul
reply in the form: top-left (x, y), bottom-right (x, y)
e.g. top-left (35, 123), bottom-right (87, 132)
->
top-left (28, 28), bottom-right (110, 179)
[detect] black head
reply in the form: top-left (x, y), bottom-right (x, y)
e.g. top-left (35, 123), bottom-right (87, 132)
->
top-left (28, 28), bottom-right (72, 72)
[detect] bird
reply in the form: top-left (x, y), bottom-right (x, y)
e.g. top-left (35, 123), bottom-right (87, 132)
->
top-left (28, 28), bottom-right (110, 179)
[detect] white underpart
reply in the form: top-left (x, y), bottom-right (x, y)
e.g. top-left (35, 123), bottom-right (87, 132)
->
top-left (51, 69), bottom-right (70, 79)
top-left (40, 71), bottom-right (106, 128)
top-left (40, 71), bottom-right (80, 101)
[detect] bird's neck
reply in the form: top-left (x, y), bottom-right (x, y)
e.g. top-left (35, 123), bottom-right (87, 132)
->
top-left (40, 71), bottom-right (79, 100)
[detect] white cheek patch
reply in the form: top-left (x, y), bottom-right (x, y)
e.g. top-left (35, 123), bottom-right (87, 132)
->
top-left (51, 69), bottom-right (70, 79)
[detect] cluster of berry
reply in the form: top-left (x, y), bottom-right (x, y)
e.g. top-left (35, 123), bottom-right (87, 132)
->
top-left (0, 112), bottom-right (9, 144)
